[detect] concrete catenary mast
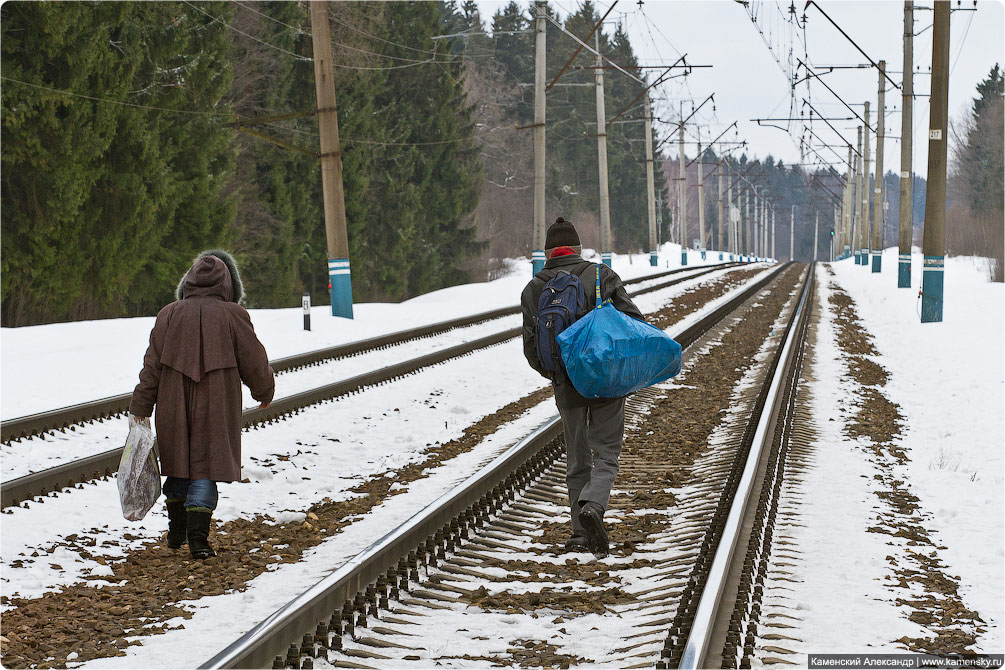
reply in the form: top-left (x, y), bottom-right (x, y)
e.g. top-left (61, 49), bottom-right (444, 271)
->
top-left (872, 61), bottom-right (886, 272)
top-left (678, 119), bottom-right (688, 265)
top-left (921, 1), bottom-right (949, 322)
top-left (860, 100), bottom-right (871, 266)
top-left (898, 1), bottom-right (914, 287)
top-left (310, 2), bottom-right (353, 318)
top-left (697, 144), bottom-right (707, 257)
top-left (594, 31), bottom-right (612, 268)
top-left (644, 93), bottom-right (658, 266)
top-left (717, 167), bottom-right (725, 258)
top-left (531, 0), bottom-right (547, 274)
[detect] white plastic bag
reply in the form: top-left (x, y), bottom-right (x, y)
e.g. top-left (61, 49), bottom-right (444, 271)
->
top-left (117, 417), bottom-right (161, 521)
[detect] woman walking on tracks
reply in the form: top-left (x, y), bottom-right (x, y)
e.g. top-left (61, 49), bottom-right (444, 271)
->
top-left (129, 250), bottom-right (275, 559)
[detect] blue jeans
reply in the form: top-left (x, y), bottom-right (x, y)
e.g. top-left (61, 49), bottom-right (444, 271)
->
top-left (164, 477), bottom-right (219, 511)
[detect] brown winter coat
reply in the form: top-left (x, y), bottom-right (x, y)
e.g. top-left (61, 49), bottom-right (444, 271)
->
top-left (128, 255), bottom-right (275, 482)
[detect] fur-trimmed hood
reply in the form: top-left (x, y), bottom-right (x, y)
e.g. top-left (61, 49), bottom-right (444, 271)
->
top-left (176, 249), bottom-right (244, 303)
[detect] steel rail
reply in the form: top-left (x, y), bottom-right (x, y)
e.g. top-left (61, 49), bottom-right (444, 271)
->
top-left (199, 263), bottom-right (792, 669)
top-left (0, 263), bottom-right (747, 509)
top-left (1, 263), bottom-right (738, 444)
top-left (677, 264), bottom-right (814, 670)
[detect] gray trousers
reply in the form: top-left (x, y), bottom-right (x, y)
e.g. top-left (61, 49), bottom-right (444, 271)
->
top-left (557, 398), bottom-right (626, 535)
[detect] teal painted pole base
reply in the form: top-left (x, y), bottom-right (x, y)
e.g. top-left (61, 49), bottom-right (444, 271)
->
top-left (871, 254), bottom-right (881, 273)
top-left (649, 251), bottom-right (658, 267)
top-left (898, 254), bottom-right (911, 288)
top-left (532, 250), bottom-right (546, 275)
top-left (854, 250), bottom-right (860, 264)
top-left (328, 259), bottom-right (354, 319)
top-left (921, 255), bottom-right (944, 323)
top-left (681, 251), bottom-right (688, 266)
top-left (719, 252), bottom-right (724, 261)
top-left (700, 250), bottom-right (706, 261)
top-left (601, 252), bottom-right (613, 268)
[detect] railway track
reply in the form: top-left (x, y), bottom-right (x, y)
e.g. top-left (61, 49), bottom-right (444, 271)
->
top-left (194, 263), bottom-right (812, 670)
top-left (0, 262), bottom-right (748, 510)
top-left (0, 263), bottom-right (737, 446)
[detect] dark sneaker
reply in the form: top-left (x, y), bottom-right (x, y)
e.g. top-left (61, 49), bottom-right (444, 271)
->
top-left (564, 535), bottom-right (590, 552)
top-left (578, 502), bottom-right (608, 558)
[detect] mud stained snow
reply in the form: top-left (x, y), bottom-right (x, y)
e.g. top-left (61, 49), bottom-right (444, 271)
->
top-left (647, 265), bottom-right (767, 332)
top-left (0, 266), bottom-right (763, 668)
top-left (437, 638), bottom-right (592, 668)
top-left (446, 266), bottom-right (803, 668)
top-left (0, 386), bottom-right (555, 669)
top-left (827, 282), bottom-right (986, 655)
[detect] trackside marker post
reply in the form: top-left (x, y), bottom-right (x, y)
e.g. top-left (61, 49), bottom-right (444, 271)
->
top-left (302, 293), bottom-right (311, 331)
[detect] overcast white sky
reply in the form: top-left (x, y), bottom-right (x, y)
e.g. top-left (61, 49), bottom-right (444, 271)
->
top-left (474, 0), bottom-right (1004, 177)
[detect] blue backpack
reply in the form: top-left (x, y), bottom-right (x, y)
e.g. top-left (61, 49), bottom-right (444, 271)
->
top-left (535, 267), bottom-right (591, 373)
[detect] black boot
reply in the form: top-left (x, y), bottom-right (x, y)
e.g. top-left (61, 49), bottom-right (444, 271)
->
top-left (578, 502), bottom-right (609, 558)
top-left (187, 509), bottom-right (216, 559)
top-left (564, 535), bottom-right (590, 552)
top-left (166, 500), bottom-right (187, 549)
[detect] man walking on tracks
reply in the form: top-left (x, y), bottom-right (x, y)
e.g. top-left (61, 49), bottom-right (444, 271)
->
top-left (520, 218), bottom-right (644, 558)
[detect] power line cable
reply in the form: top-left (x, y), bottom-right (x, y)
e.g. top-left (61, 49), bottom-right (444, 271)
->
top-left (1, 75), bottom-right (234, 117)
top-left (181, 1), bottom-right (310, 61)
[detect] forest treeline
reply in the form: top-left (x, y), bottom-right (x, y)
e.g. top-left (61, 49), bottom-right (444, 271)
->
top-left (1, 0), bottom-right (666, 326)
top-left (2, 3), bottom-right (1001, 326)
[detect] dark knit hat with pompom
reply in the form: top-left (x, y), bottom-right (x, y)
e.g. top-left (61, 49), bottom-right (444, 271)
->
top-left (544, 217), bottom-right (581, 254)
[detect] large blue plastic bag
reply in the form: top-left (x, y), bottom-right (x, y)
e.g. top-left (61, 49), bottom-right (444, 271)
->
top-left (557, 303), bottom-right (682, 398)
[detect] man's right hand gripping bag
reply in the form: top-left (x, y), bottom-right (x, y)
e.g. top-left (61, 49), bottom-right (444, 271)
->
top-left (557, 267), bottom-right (682, 399)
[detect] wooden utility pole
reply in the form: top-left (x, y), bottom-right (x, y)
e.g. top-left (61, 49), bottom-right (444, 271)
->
top-left (872, 61), bottom-right (886, 272)
top-left (594, 31), bottom-right (613, 267)
top-left (644, 93), bottom-right (658, 266)
top-left (310, 2), bottom-right (353, 318)
top-left (898, 0), bottom-right (914, 287)
top-left (678, 119), bottom-right (688, 265)
top-left (531, 0), bottom-right (547, 274)
top-left (921, 1), bottom-right (949, 322)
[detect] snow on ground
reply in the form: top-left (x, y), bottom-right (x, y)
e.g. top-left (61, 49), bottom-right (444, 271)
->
top-left (0, 248), bottom-right (759, 600)
top-left (0, 244), bottom-right (770, 667)
top-left (755, 273), bottom-right (926, 658)
top-left (0, 243), bottom-right (726, 420)
top-left (828, 247), bottom-right (1005, 651)
top-left (84, 401), bottom-right (560, 670)
top-left (0, 262), bottom-right (744, 482)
